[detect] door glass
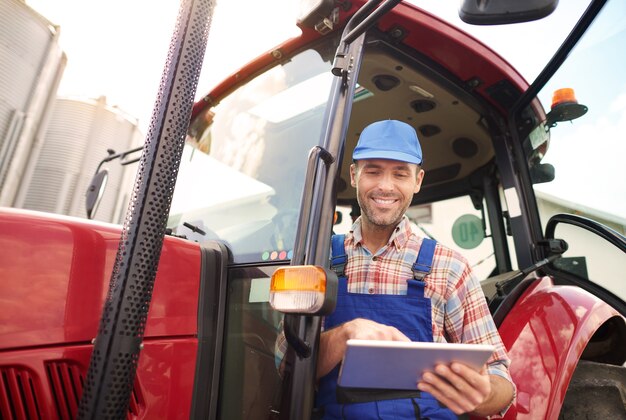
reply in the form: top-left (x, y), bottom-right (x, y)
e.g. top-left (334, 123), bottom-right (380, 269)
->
top-left (218, 267), bottom-right (284, 419)
top-left (531, 0), bottom-right (626, 235)
top-left (529, 0), bottom-right (626, 295)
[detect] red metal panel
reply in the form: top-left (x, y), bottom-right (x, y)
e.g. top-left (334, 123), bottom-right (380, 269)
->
top-left (0, 339), bottom-right (198, 419)
top-left (20, 374), bottom-right (40, 420)
top-left (3, 368), bottom-right (27, 419)
top-left (0, 372), bottom-right (11, 419)
top-left (46, 360), bottom-right (85, 419)
top-left (379, 2), bottom-right (528, 103)
top-left (0, 365), bottom-right (46, 419)
top-left (130, 340), bottom-right (198, 419)
top-left (46, 363), bottom-right (70, 418)
top-left (127, 384), bottom-right (142, 419)
top-left (69, 363), bottom-right (83, 413)
top-left (0, 208), bottom-right (202, 350)
top-left (498, 276), bottom-right (621, 419)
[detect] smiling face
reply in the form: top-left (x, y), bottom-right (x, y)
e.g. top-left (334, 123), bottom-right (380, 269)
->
top-left (351, 158), bottom-right (424, 231)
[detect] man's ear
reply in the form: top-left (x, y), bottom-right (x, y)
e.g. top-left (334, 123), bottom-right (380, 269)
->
top-left (414, 168), bottom-right (425, 194)
top-left (350, 163), bottom-right (357, 187)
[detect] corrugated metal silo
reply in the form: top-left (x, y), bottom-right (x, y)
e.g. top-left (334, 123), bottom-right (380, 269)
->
top-left (0, 0), bottom-right (66, 206)
top-left (16, 96), bottom-right (143, 223)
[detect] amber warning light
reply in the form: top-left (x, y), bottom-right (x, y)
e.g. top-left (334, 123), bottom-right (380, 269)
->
top-left (546, 88), bottom-right (588, 127)
top-left (270, 266), bottom-right (337, 315)
top-left (551, 88), bottom-right (576, 108)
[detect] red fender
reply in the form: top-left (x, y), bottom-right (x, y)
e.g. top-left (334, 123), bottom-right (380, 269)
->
top-left (498, 276), bottom-right (621, 419)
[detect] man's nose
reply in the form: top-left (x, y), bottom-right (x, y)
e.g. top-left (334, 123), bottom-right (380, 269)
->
top-left (377, 173), bottom-right (395, 191)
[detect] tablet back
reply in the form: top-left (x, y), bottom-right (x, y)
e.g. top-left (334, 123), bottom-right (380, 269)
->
top-left (337, 339), bottom-right (495, 390)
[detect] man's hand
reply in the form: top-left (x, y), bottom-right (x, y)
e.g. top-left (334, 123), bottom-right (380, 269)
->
top-left (317, 318), bottom-right (409, 379)
top-left (342, 318), bottom-right (411, 342)
top-left (417, 362), bottom-right (513, 416)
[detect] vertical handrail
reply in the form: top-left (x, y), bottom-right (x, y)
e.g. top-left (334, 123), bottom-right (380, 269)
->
top-left (282, 1), bottom-right (404, 418)
top-left (77, 0), bottom-right (215, 417)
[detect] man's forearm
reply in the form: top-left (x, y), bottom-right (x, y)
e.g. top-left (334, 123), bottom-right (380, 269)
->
top-left (317, 327), bottom-right (348, 379)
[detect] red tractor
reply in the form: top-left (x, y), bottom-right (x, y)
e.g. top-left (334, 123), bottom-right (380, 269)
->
top-left (1, 0), bottom-right (625, 418)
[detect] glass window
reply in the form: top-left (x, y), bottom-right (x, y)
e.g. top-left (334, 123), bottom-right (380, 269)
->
top-left (413, 196), bottom-right (502, 281)
top-left (532, 0), bottom-right (626, 235)
top-left (218, 267), bottom-right (284, 419)
top-left (168, 41), bottom-right (337, 263)
top-left (530, 0), bottom-right (626, 289)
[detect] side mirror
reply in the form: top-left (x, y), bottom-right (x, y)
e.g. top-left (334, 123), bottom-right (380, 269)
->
top-left (84, 145), bottom-right (143, 220)
top-left (459, 0), bottom-right (559, 25)
top-left (545, 213), bottom-right (626, 310)
top-left (530, 163), bottom-right (555, 184)
top-left (85, 170), bottom-right (108, 219)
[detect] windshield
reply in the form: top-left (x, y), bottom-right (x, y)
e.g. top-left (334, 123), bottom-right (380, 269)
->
top-left (169, 40), bottom-right (336, 263)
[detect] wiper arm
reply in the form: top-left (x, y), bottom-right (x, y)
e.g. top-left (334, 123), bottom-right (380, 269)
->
top-left (164, 222), bottom-right (206, 240)
top-left (183, 221), bottom-right (206, 236)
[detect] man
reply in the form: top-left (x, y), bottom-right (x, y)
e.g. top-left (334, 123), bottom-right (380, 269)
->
top-left (315, 120), bottom-right (514, 418)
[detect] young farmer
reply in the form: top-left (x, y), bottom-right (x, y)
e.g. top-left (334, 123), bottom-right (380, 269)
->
top-left (316, 119), bottom-right (514, 418)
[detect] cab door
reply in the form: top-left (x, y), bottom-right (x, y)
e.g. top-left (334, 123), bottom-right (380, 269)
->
top-left (496, 0), bottom-right (626, 417)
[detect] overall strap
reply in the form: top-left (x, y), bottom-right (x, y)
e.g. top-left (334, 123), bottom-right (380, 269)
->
top-left (330, 234), bottom-right (347, 277)
top-left (412, 238), bottom-right (437, 280)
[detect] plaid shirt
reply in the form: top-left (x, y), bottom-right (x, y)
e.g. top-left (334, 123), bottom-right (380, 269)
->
top-left (342, 216), bottom-right (512, 383)
top-left (275, 216), bottom-right (512, 385)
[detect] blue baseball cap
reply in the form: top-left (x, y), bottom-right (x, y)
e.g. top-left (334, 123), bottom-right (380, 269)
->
top-left (352, 120), bottom-right (423, 165)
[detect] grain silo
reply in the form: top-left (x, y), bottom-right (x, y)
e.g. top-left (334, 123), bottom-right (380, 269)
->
top-left (0, 0), bottom-right (66, 206)
top-left (14, 96), bottom-right (143, 223)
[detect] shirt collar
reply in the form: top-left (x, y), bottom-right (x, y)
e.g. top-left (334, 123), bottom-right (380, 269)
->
top-left (348, 215), bottom-right (412, 251)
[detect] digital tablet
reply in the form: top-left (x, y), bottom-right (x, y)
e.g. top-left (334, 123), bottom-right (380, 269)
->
top-left (337, 339), bottom-right (495, 390)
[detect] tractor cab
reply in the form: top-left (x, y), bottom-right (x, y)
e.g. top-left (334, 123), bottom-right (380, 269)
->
top-left (167, 0), bottom-right (626, 417)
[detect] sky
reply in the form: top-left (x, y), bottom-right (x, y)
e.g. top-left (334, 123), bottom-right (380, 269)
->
top-left (25, 0), bottom-right (300, 133)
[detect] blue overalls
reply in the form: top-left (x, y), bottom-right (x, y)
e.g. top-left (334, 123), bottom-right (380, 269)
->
top-left (316, 235), bottom-right (457, 419)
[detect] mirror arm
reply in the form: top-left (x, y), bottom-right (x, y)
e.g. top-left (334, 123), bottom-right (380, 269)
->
top-left (537, 238), bottom-right (568, 257)
top-left (546, 213), bottom-right (626, 249)
top-left (284, 315), bottom-right (312, 359)
top-left (93, 145), bottom-right (144, 175)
